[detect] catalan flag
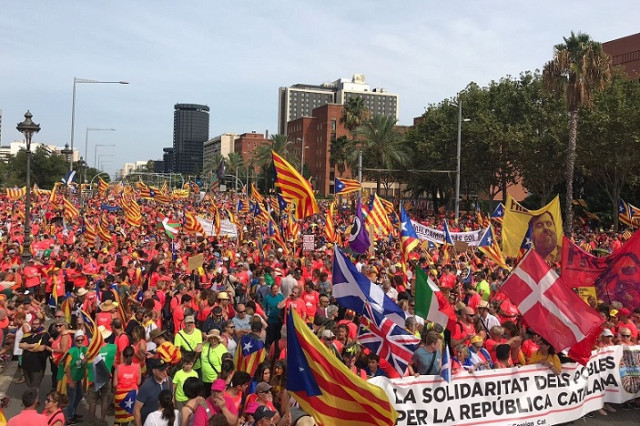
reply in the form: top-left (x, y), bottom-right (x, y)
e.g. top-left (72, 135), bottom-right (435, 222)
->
top-left (324, 201), bottom-right (337, 243)
top-left (83, 310), bottom-right (105, 361)
top-left (286, 310), bottom-right (397, 426)
top-left (63, 196), bottom-right (80, 220)
top-left (83, 220), bottom-right (97, 246)
top-left (268, 220), bottom-right (289, 255)
top-left (272, 151), bottom-right (319, 220)
top-left (516, 224), bottom-right (533, 263)
top-left (286, 204), bottom-right (300, 241)
top-left (234, 333), bottom-right (266, 377)
top-left (379, 197), bottom-right (394, 215)
top-left (251, 182), bottom-right (264, 205)
top-left (334, 177), bottom-right (361, 195)
top-left (61, 298), bottom-right (73, 324)
top-left (98, 177), bottom-right (109, 196)
top-left (237, 199), bottom-right (249, 215)
top-left (184, 211), bottom-right (205, 234)
top-left (139, 184), bottom-right (171, 204)
top-left (49, 182), bottom-right (59, 203)
top-left (97, 221), bottom-right (112, 243)
top-left (477, 224), bottom-right (509, 270)
top-left (365, 194), bottom-right (392, 238)
top-left (6, 187), bottom-right (26, 200)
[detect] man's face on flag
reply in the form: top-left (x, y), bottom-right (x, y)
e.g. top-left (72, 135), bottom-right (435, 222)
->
top-left (530, 212), bottom-right (557, 258)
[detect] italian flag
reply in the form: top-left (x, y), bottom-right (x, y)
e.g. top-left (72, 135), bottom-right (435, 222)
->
top-left (414, 266), bottom-right (457, 332)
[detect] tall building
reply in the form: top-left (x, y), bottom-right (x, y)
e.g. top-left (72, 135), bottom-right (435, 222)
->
top-left (603, 33), bottom-right (640, 79)
top-left (172, 103), bottom-right (210, 174)
top-left (235, 131), bottom-right (270, 166)
top-left (278, 74), bottom-right (399, 134)
top-left (203, 133), bottom-right (238, 173)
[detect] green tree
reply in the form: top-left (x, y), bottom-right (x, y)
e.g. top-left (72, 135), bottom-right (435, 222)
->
top-left (340, 96), bottom-right (371, 134)
top-left (329, 135), bottom-right (351, 176)
top-left (351, 115), bottom-right (411, 194)
top-left (543, 31), bottom-right (611, 235)
top-left (578, 70), bottom-right (640, 229)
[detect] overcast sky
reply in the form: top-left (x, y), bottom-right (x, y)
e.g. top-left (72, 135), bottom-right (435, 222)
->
top-left (1, 1), bottom-right (638, 177)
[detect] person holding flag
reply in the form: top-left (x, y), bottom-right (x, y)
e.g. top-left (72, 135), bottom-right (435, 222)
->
top-left (62, 329), bottom-right (88, 424)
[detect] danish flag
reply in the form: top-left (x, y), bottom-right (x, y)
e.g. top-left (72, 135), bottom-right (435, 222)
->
top-left (501, 249), bottom-right (603, 352)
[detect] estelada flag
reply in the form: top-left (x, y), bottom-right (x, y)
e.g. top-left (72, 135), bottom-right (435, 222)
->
top-left (501, 249), bottom-right (603, 352)
top-left (286, 310), bottom-right (397, 426)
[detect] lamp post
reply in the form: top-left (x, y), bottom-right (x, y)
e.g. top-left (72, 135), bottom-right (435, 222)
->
top-left (454, 99), bottom-right (471, 222)
top-left (60, 143), bottom-right (74, 197)
top-left (16, 111), bottom-right (40, 262)
top-left (98, 154), bottom-right (113, 170)
top-left (94, 144), bottom-right (116, 169)
top-left (85, 127), bottom-right (115, 167)
top-left (70, 77), bottom-right (128, 171)
top-left (77, 156), bottom-right (86, 210)
top-left (297, 138), bottom-right (310, 175)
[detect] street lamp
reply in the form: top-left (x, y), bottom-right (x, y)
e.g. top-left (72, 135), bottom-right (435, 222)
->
top-left (454, 99), bottom-right (471, 222)
top-left (85, 127), bottom-right (115, 166)
top-left (77, 156), bottom-right (87, 210)
top-left (98, 154), bottom-right (113, 170)
top-left (297, 138), bottom-right (310, 175)
top-left (70, 77), bottom-right (128, 171)
top-left (16, 111), bottom-right (40, 262)
top-left (100, 160), bottom-right (112, 171)
top-left (95, 144), bottom-right (116, 168)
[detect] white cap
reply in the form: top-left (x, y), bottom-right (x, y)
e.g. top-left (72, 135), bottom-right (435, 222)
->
top-left (75, 329), bottom-right (85, 337)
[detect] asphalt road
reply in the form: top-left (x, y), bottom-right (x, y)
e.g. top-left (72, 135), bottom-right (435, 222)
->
top-left (0, 359), bottom-right (637, 425)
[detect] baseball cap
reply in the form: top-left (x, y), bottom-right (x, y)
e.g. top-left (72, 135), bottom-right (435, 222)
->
top-left (254, 406), bottom-right (276, 422)
top-left (148, 358), bottom-right (168, 370)
top-left (601, 329), bottom-right (614, 337)
top-left (211, 379), bottom-right (226, 392)
top-left (184, 316), bottom-right (195, 324)
top-left (255, 382), bottom-right (273, 393)
top-left (321, 330), bottom-right (335, 340)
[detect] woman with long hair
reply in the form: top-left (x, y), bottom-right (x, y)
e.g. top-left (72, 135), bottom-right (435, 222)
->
top-left (143, 389), bottom-right (179, 426)
top-left (42, 390), bottom-right (68, 426)
top-left (131, 324), bottom-right (148, 375)
top-left (527, 338), bottom-right (561, 375)
top-left (114, 346), bottom-right (142, 426)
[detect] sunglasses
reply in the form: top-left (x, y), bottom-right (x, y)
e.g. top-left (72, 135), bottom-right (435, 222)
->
top-left (621, 334), bottom-right (631, 338)
top-left (185, 322), bottom-right (195, 325)
top-left (237, 310), bottom-right (246, 314)
top-left (55, 324), bottom-right (64, 328)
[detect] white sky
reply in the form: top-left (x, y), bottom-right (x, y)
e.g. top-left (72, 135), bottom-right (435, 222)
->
top-left (1, 1), bottom-right (638, 177)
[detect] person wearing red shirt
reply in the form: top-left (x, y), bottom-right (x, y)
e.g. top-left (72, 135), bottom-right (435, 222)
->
top-left (301, 280), bottom-right (319, 322)
top-left (279, 286), bottom-right (306, 322)
top-left (439, 266), bottom-right (456, 289)
top-left (464, 284), bottom-right (483, 314)
top-left (451, 307), bottom-right (477, 348)
top-left (23, 259), bottom-right (41, 295)
top-left (337, 310), bottom-right (358, 341)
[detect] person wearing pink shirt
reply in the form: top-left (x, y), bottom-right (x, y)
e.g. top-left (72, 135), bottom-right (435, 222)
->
top-left (301, 280), bottom-right (319, 323)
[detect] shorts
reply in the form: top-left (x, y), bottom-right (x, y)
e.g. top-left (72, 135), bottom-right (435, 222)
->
top-left (85, 379), bottom-right (113, 405)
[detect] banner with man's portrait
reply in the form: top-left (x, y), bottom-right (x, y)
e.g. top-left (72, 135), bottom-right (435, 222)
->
top-left (501, 194), bottom-right (564, 263)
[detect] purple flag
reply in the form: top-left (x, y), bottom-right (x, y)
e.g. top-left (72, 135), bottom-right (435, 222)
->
top-left (349, 195), bottom-right (370, 254)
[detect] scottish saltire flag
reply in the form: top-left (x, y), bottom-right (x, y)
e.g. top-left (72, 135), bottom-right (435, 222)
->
top-left (234, 333), bottom-right (266, 377)
top-left (358, 303), bottom-right (419, 375)
top-left (442, 220), bottom-right (454, 245)
top-left (441, 344), bottom-right (452, 383)
top-left (334, 177), bottom-right (361, 195)
top-left (332, 246), bottom-right (405, 325)
top-left (286, 310), bottom-right (397, 426)
top-left (348, 195), bottom-right (370, 254)
top-left (61, 170), bottom-right (76, 185)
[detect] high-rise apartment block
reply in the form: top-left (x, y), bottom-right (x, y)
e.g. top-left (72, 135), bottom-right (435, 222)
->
top-left (278, 74), bottom-right (398, 134)
top-left (171, 103), bottom-right (210, 174)
top-left (603, 33), bottom-right (640, 79)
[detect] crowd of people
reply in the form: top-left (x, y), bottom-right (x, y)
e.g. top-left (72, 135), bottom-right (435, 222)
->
top-left (0, 187), bottom-right (638, 426)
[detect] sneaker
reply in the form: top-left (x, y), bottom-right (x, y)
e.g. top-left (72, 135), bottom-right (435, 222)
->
top-left (66, 420), bottom-right (80, 426)
top-left (622, 402), bottom-right (633, 410)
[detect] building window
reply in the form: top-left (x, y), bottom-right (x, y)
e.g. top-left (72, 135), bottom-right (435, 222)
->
top-left (331, 119), bottom-right (336, 131)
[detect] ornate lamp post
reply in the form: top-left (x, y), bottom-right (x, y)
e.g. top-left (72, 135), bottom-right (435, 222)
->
top-left (16, 111), bottom-right (40, 262)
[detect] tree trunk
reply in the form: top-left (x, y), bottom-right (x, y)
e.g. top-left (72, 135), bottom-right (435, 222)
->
top-left (564, 108), bottom-right (579, 237)
top-left (612, 197), bottom-right (619, 232)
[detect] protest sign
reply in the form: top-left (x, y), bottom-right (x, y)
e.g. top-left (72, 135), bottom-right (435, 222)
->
top-left (370, 345), bottom-right (640, 426)
top-left (303, 234), bottom-right (315, 251)
top-left (195, 218), bottom-right (238, 238)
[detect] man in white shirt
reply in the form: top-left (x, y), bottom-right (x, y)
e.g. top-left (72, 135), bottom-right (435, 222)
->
top-left (477, 300), bottom-right (501, 335)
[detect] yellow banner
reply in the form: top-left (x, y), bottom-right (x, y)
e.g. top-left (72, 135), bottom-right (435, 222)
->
top-left (502, 194), bottom-right (563, 263)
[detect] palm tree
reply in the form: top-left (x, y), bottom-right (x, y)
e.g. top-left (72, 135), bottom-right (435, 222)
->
top-left (350, 114), bottom-right (411, 193)
top-left (543, 31), bottom-right (611, 235)
top-left (226, 152), bottom-right (244, 191)
top-left (329, 135), bottom-right (351, 176)
top-left (340, 96), bottom-right (371, 133)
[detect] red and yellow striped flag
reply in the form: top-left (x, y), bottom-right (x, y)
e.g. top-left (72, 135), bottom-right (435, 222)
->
top-left (272, 151), bottom-right (319, 220)
top-left (324, 200), bottom-right (337, 243)
top-left (6, 187), bottom-right (26, 200)
top-left (63, 196), bottom-right (80, 220)
top-left (98, 177), bottom-right (109, 196)
top-left (184, 211), bottom-right (205, 234)
top-left (365, 194), bottom-right (392, 238)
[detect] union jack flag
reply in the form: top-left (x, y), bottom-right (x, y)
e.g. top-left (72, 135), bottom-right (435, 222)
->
top-left (358, 303), bottom-right (420, 375)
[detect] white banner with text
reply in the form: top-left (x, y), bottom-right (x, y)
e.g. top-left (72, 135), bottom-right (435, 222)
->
top-left (411, 221), bottom-right (486, 246)
top-left (370, 345), bottom-right (640, 426)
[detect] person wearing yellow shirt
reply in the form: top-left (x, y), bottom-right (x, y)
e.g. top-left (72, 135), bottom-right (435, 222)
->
top-left (528, 338), bottom-right (561, 375)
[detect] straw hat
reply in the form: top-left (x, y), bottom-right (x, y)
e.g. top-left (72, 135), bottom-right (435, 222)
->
top-left (99, 299), bottom-right (118, 312)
